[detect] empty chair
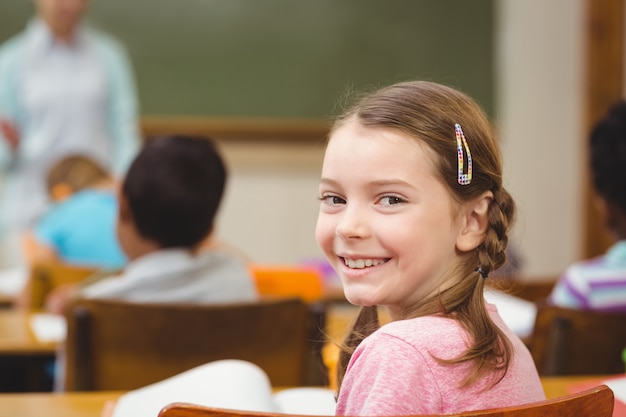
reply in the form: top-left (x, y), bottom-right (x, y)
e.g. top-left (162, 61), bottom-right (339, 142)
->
top-left (61, 297), bottom-right (311, 391)
top-left (158, 385), bottom-right (614, 417)
top-left (529, 304), bottom-right (626, 375)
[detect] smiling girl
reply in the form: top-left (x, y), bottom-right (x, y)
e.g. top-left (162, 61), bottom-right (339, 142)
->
top-left (316, 81), bottom-right (545, 415)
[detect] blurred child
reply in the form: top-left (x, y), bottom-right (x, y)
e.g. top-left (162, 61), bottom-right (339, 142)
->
top-left (22, 154), bottom-right (126, 269)
top-left (550, 100), bottom-right (626, 311)
top-left (316, 80), bottom-right (545, 415)
top-left (47, 134), bottom-right (257, 312)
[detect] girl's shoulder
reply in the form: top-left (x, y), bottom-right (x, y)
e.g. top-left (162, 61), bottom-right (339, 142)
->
top-left (369, 314), bottom-right (470, 354)
top-left (380, 313), bottom-right (460, 333)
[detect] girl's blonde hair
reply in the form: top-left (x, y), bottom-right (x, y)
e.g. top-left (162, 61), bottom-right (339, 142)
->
top-left (333, 80), bottom-right (516, 392)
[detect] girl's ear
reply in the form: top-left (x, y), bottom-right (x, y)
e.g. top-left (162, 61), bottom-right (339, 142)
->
top-left (456, 191), bottom-right (493, 252)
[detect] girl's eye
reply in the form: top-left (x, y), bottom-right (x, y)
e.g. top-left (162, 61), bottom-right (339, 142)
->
top-left (380, 196), bottom-right (405, 206)
top-left (320, 195), bottom-right (346, 205)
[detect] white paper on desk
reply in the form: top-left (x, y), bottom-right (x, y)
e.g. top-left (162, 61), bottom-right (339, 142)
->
top-left (0, 265), bottom-right (28, 296)
top-left (29, 313), bottom-right (67, 343)
top-left (112, 359), bottom-right (336, 417)
top-left (484, 289), bottom-right (537, 339)
top-left (603, 375), bottom-right (626, 404)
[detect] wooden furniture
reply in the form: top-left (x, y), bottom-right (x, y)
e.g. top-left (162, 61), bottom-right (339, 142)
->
top-left (583, 0), bottom-right (624, 260)
top-left (0, 310), bottom-right (57, 355)
top-left (0, 376), bottom-right (612, 417)
top-left (158, 385), bottom-right (614, 417)
top-left (529, 304), bottom-right (626, 375)
top-left (24, 261), bottom-right (100, 310)
top-left (62, 297), bottom-right (312, 391)
top-left (248, 265), bottom-right (331, 386)
top-left (0, 310), bottom-right (58, 392)
top-left (488, 275), bottom-right (558, 303)
top-left (0, 390), bottom-right (123, 417)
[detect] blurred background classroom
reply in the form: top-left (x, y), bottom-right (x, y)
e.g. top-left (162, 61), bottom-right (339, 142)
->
top-left (0, 0), bottom-right (623, 407)
top-left (0, 0), bottom-right (614, 280)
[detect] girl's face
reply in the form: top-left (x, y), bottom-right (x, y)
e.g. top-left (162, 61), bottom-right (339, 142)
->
top-left (316, 120), bottom-right (466, 318)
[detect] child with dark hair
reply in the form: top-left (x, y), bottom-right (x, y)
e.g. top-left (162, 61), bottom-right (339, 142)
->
top-left (47, 134), bottom-right (257, 310)
top-left (550, 100), bottom-right (626, 311)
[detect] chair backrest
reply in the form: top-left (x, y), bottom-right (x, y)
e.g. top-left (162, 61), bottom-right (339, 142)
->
top-left (248, 266), bottom-right (329, 386)
top-left (529, 304), bottom-right (626, 375)
top-left (62, 297), bottom-right (311, 391)
top-left (487, 275), bottom-right (558, 303)
top-left (249, 265), bottom-right (324, 303)
top-left (27, 261), bottom-right (99, 310)
top-left (158, 385), bottom-right (614, 417)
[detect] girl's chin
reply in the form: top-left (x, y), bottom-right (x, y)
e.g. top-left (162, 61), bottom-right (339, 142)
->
top-left (343, 290), bottom-right (379, 307)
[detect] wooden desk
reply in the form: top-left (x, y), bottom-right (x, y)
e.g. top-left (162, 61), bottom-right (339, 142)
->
top-left (0, 310), bottom-right (58, 392)
top-left (541, 375), bottom-right (608, 398)
top-left (0, 377), bottom-right (609, 417)
top-left (0, 293), bottom-right (15, 309)
top-left (0, 310), bottom-right (58, 355)
top-left (0, 391), bottom-right (123, 417)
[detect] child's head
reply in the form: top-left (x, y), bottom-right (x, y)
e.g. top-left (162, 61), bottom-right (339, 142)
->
top-left (317, 80), bottom-right (515, 315)
top-left (118, 134), bottom-right (227, 254)
top-left (320, 80), bottom-right (516, 389)
top-left (589, 100), bottom-right (626, 240)
top-left (46, 155), bottom-right (111, 202)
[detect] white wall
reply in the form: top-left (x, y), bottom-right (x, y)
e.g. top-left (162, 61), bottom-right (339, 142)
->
top-left (216, 0), bottom-right (587, 276)
top-left (216, 141), bottom-right (326, 265)
top-left (496, 0), bottom-right (584, 276)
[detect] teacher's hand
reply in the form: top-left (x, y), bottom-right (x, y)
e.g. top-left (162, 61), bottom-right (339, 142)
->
top-left (0, 119), bottom-right (19, 150)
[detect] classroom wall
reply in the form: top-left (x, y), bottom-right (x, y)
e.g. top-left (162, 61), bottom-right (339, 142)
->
top-left (218, 0), bottom-right (587, 277)
top-left (495, 0), bottom-right (584, 277)
top-left (0, 0), bottom-right (587, 276)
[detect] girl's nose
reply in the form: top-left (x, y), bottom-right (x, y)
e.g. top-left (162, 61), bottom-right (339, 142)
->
top-left (335, 206), bottom-right (370, 240)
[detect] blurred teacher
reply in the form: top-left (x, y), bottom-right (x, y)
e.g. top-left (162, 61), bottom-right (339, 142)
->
top-left (0, 0), bottom-right (140, 264)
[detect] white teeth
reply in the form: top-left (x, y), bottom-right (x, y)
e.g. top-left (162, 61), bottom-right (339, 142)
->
top-left (344, 258), bottom-right (385, 269)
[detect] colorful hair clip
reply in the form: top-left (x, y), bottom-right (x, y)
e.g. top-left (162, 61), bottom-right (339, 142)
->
top-left (455, 123), bottom-right (472, 185)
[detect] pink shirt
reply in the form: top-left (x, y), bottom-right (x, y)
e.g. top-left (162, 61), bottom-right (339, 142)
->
top-left (335, 304), bottom-right (545, 416)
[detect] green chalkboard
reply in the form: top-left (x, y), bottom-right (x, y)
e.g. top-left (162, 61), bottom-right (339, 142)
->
top-left (0, 0), bottom-right (494, 118)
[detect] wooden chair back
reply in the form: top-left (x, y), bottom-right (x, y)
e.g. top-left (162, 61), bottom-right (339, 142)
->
top-left (158, 385), bottom-right (614, 417)
top-left (488, 275), bottom-right (558, 303)
top-left (26, 261), bottom-right (99, 310)
top-left (248, 265), bottom-right (329, 386)
top-left (62, 297), bottom-right (311, 391)
top-left (249, 265), bottom-right (324, 302)
top-left (529, 304), bottom-right (626, 375)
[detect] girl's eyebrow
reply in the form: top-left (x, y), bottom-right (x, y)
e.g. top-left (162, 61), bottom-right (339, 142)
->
top-left (319, 178), bottom-right (338, 186)
top-left (319, 177), bottom-right (415, 189)
top-left (368, 179), bottom-right (415, 189)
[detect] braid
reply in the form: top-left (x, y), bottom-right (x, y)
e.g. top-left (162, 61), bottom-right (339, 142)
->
top-left (478, 187), bottom-right (515, 275)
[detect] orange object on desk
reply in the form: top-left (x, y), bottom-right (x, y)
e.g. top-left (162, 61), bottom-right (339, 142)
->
top-left (249, 265), bottom-right (324, 302)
